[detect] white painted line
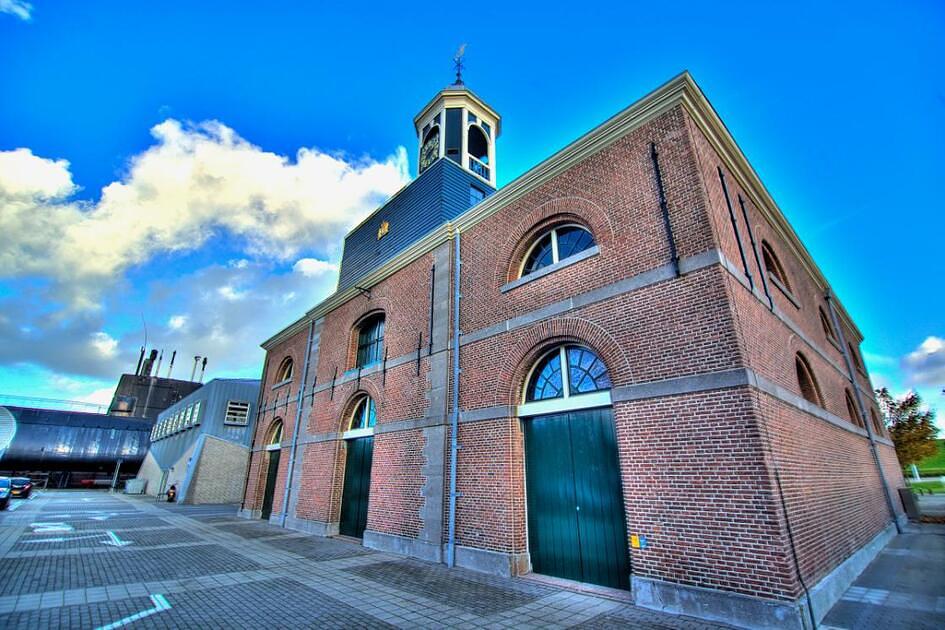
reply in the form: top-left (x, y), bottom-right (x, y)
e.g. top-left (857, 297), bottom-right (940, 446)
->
top-left (101, 530), bottom-right (133, 547)
top-left (22, 534), bottom-right (106, 544)
top-left (95, 594), bottom-right (171, 630)
top-left (29, 522), bottom-right (74, 533)
top-left (90, 513), bottom-right (121, 521)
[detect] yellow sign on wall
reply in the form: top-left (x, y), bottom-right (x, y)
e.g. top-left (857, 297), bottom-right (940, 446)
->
top-left (377, 221), bottom-right (390, 240)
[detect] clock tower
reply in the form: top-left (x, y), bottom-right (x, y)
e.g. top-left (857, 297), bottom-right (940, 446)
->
top-left (413, 76), bottom-right (501, 187)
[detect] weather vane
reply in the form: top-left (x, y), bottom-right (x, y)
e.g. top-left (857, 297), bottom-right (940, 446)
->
top-left (453, 43), bottom-right (466, 85)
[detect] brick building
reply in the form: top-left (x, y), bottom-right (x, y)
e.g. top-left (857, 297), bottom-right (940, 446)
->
top-left (240, 72), bottom-right (907, 629)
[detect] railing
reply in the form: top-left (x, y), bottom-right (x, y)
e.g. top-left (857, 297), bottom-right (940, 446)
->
top-left (0, 393), bottom-right (107, 413)
top-left (469, 156), bottom-right (490, 180)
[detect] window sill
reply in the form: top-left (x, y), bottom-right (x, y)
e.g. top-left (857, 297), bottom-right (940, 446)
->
top-left (826, 336), bottom-right (842, 352)
top-left (345, 361), bottom-right (381, 377)
top-left (270, 378), bottom-right (293, 391)
top-left (501, 246), bottom-right (600, 294)
top-left (767, 274), bottom-right (800, 309)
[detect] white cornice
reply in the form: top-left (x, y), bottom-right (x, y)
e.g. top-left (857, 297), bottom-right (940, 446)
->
top-left (413, 87), bottom-right (502, 136)
top-left (262, 71), bottom-right (863, 350)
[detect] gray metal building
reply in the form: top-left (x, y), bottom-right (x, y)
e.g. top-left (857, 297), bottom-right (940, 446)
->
top-left (134, 378), bottom-right (260, 503)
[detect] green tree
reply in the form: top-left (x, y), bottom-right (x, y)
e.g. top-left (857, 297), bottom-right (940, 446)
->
top-left (876, 388), bottom-right (939, 466)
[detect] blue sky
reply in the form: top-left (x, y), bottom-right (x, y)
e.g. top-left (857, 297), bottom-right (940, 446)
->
top-left (0, 1), bottom-right (942, 426)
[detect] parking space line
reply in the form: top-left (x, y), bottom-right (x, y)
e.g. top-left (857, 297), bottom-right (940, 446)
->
top-left (94, 593), bottom-right (171, 629)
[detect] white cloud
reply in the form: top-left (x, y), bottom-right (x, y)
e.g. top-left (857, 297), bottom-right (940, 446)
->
top-left (140, 260), bottom-right (337, 380)
top-left (293, 257), bottom-right (338, 277)
top-left (901, 336), bottom-right (945, 386)
top-left (0, 148), bottom-right (74, 198)
top-left (217, 285), bottom-right (246, 301)
top-left (77, 387), bottom-right (116, 408)
top-left (89, 331), bottom-right (118, 358)
top-left (49, 373), bottom-right (86, 393)
top-left (0, 0), bottom-right (32, 21)
top-left (0, 119), bottom-right (409, 310)
top-left (168, 315), bottom-right (188, 330)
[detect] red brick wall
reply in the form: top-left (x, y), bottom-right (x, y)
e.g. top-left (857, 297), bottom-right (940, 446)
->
top-left (461, 106), bottom-right (717, 334)
top-left (683, 110), bottom-right (905, 586)
top-left (753, 393), bottom-right (901, 589)
top-left (685, 117), bottom-right (877, 411)
top-left (449, 418), bottom-right (527, 554)
top-left (244, 328), bottom-right (309, 512)
top-left (459, 266), bottom-right (742, 412)
top-left (617, 389), bottom-right (795, 599)
top-left (370, 429), bottom-right (426, 538)
top-left (294, 441), bottom-right (343, 523)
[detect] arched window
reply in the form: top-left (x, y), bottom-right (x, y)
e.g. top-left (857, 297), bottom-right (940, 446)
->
top-left (795, 353), bottom-right (823, 407)
top-left (268, 418), bottom-right (284, 447)
top-left (521, 225), bottom-right (596, 277)
top-left (848, 342), bottom-right (864, 373)
top-left (523, 345), bottom-right (612, 407)
top-left (761, 240), bottom-right (792, 292)
top-left (276, 357), bottom-right (294, 382)
top-left (845, 389), bottom-right (864, 428)
top-left (468, 125), bottom-right (489, 164)
top-left (349, 395), bottom-right (377, 430)
top-left (419, 126), bottom-right (440, 173)
top-left (356, 314), bottom-right (385, 368)
top-left (870, 408), bottom-right (885, 436)
top-left (819, 307), bottom-right (837, 344)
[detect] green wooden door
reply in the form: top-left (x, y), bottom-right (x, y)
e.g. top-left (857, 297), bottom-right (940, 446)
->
top-left (339, 436), bottom-right (374, 538)
top-left (524, 407), bottom-right (630, 589)
top-left (261, 449), bottom-right (280, 520)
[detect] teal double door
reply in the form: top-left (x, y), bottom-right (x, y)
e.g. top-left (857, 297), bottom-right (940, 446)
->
top-left (524, 407), bottom-right (631, 590)
top-left (260, 449), bottom-right (280, 521)
top-left (339, 436), bottom-right (373, 538)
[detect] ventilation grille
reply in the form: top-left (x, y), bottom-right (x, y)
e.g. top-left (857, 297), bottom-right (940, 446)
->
top-left (0, 406), bottom-right (17, 455)
top-left (224, 400), bottom-right (251, 426)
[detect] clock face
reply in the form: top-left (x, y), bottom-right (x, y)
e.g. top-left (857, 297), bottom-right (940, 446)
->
top-left (419, 133), bottom-right (439, 172)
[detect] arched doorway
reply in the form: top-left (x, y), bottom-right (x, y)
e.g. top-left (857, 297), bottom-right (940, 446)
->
top-left (260, 418), bottom-right (283, 520)
top-left (339, 395), bottom-right (376, 538)
top-left (519, 345), bottom-right (630, 590)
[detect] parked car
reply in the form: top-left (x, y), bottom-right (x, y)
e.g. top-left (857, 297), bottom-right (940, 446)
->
top-left (0, 478), bottom-right (10, 510)
top-left (10, 477), bottom-right (32, 498)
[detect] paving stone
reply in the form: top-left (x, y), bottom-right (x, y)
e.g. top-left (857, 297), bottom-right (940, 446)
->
top-left (0, 543), bottom-right (260, 596)
top-left (346, 559), bottom-right (554, 616)
top-left (13, 527), bottom-right (199, 552)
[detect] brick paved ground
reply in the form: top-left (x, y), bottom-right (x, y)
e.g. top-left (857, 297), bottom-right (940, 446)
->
top-left (0, 490), bottom-right (732, 629)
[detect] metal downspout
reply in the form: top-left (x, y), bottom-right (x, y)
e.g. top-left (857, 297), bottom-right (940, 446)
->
top-left (281, 319), bottom-right (316, 527)
top-left (825, 291), bottom-right (902, 534)
top-left (447, 230), bottom-right (461, 567)
top-left (649, 143), bottom-right (680, 277)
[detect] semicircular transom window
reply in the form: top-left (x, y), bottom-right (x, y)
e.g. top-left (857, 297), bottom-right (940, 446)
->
top-left (349, 395), bottom-right (377, 431)
top-left (276, 357), bottom-right (294, 382)
top-left (761, 241), bottom-right (792, 292)
top-left (795, 353), bottom-right (823, 407)
top-left (526, 345), bottom-right (612, 403)
top-left (268, 419), bottom-right (284, 446)
top-left (845, 389), bottom-right (864, 429)
top-left (521, 225), bottom-right (596, 277)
